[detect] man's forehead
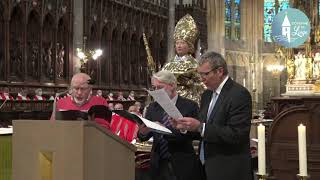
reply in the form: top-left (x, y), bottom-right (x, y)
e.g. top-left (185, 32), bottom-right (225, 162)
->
top-left (71, 80), bottom-right (89, 87)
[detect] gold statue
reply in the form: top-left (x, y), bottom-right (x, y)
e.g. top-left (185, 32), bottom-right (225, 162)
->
top-left (162, 14), bottom-right (204, 103)
top-left (284, 48), bottom-right (295, 83)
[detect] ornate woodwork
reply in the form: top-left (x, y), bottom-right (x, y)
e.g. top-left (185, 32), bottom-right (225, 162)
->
top-left (0, 0), bottom-right (168, 99)
top-left (0, 0), bottom-right (72, 88)
top-left (268, 97), bottom-right (320, 179)
top-left (84, 0), bottom-right (168, 89)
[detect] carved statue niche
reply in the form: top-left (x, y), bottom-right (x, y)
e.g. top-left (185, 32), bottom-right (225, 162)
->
top-left (121, 31), bottom-right (129, 84)
top-left (56, 43), bottom-right (65, 78)
top-left (9, 7), bottom-right (24, 79)
top-left (130, 34), bottom-right (138, 85)
top-left (27, 10), bottom-right (41, 79)
top-left (42, 14), bottom-right (55, 80)
top-left (57, 17), bottom-right (68, 79)
top-left (42, 43), bottom-right (53, 78)
top-left (111, 29), bottom-right (120, 85)
top-left (100, 25), bottom-right (110, 84)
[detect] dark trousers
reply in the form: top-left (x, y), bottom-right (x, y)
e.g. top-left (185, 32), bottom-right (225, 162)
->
top-left (153, 160), bottom-right (177, 180)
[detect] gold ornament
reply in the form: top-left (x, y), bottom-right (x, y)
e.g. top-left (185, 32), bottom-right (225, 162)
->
top-left (174, 14), bottom-right (199, 48)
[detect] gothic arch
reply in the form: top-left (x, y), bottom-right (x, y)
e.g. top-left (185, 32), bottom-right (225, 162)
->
top-left (111, 28), bottom-right (120, 85)
top-left (42, 13), bottom-right (55, 80)
top-left (87, 23), bottom-right (98, 81)
top-left (130, 33), bottom-right (138, 85)
top-left (57, 17), bottom-right (68, 79)
top-left (101, 24), bottom-right (111, 84)
top-left (9, 6), bottom-right (24, 79)
top-left (139, 35), bottom-right (147, 86)
top-left (27, 10), bottom-right (41, 80)
top-left (121, 31), bottom-right (129, 85)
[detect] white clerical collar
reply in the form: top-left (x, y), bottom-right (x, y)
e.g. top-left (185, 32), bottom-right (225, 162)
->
top-left (215, 76), bottom-right (229, 95)
top-left (174, 55), bottom-right (189, 61)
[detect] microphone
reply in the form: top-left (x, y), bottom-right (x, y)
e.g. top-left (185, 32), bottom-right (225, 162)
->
top-left (51, 89), bottom-right (70, 121)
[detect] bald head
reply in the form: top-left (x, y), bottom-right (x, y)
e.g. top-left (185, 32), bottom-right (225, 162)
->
top-left (71, 73), bottom-right (91, 87)
top-left (70, 73), bottom-right (92, 106)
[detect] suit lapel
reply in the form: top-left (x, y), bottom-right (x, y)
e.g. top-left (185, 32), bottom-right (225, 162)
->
top-left (207, 78), bottom-right (233, 123)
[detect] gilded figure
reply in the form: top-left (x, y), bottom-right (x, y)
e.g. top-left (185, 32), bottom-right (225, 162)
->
top-left (162, 14), bottom-right (204, 103)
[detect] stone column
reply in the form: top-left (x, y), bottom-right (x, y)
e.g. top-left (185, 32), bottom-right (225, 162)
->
top-left (73, 0), bottom-right (84, 73)
top-left (207, 0), bottom-right (225, 56)
top-left (166, 0), bottom-right (175, 62)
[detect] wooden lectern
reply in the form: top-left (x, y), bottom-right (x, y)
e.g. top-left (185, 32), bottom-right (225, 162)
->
top-left (12, 120), bottom-right (136, 180)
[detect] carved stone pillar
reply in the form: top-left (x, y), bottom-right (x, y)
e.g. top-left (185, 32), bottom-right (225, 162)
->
top-left (207, 0), bottom-right (225, 55)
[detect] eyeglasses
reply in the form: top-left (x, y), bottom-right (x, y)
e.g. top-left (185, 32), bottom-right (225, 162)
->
top-left (198, 70), bottom-right (214, 78)
top-left (150, 85), bottom-right (165, 91)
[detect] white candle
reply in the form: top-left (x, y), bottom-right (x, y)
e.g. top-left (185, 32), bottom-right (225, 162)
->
top-left (258, 124), bottom-right (266, 175)
top-left (298, 124), bottom-right (307, 176)
top-left (243, 78), bottom-right (246, 87)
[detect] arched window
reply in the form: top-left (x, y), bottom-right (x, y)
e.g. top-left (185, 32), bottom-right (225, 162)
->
top-left (264, 0), bottom-right (290, 42)
top-left (225, 0), bottom-right (241, 40)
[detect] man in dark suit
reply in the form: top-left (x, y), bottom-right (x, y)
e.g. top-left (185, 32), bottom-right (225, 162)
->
top-left (139, 70), bottom-right (204, 180)
top-left (172, 51), bottom-right (252, 180)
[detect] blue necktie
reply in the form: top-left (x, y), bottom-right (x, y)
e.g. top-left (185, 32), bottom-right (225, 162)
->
top-left (158, 112), bottom-right (171, 160)
top-left (200, 92), bottom-right (217, 164)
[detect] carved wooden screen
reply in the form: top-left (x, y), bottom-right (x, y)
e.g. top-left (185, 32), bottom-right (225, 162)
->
top-left (121, 31), bottom-right (129, 86)
top-left (42, 14), bottom-right (55, 81)
top-left (0, 0), bottom-right (72, 92)
top-left (111, 29), bottom-right (120, 86)
top-left (57, 17), bottom-right (68, 80)
top-left (101, 24), bottom-right (111, 86)
top-left (9, 6), bottom-right (24, 81)
top-left (27, 10), bottom-right (41, 81)
top-left (130, 34), bottom-right (138, 86)
top-left (84, 0), bottom-right (168, 90)
top-left (88, 24), bottom-right (99, 81)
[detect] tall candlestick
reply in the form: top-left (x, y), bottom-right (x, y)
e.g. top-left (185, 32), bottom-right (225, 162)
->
top-left (298, 124), bottom-right (307, 176)
top-left (258, 124), bottom-right (266, 175)
top-left (252, 72), bottom-right (256, 90)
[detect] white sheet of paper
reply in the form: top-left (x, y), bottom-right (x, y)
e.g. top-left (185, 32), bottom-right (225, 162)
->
top-left (0, 127), bottom-right (13, 135)
top-left (140, 116), bottom-right (172, 134)
top-left (147, 88), bottom-right (183, 119)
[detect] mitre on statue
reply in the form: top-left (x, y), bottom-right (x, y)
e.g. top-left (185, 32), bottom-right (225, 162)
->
top-left (174, 14), bottom-right (199, 51)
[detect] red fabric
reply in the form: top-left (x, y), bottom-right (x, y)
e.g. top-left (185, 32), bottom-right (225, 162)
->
top-left (56, 96), bottom-right (110, 129)
top-left (0, 94), bottom-right (14, 100)
top-left (110, 114), bottom-right (138, 142)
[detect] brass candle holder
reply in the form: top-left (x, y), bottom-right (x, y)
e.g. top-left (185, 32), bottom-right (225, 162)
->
top-left (297, 174), bottom-right (310, 180)
top-left (256, 173), bottom-right (269, 180)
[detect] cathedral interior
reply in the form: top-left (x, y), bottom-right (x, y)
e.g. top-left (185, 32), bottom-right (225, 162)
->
top-left (1, 0), bottom-right (320, 180)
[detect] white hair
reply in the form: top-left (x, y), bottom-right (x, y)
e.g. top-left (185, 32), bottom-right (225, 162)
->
top-left (152, 70), bottom-right (177, 86)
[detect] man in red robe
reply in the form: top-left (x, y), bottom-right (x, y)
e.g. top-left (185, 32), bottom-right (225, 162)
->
top-left (52, 73), bottom-right (110, 129)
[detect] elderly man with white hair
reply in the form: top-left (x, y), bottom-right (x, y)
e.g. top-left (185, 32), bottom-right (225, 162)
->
top-left (138, 70), bottom-right (204, 180)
